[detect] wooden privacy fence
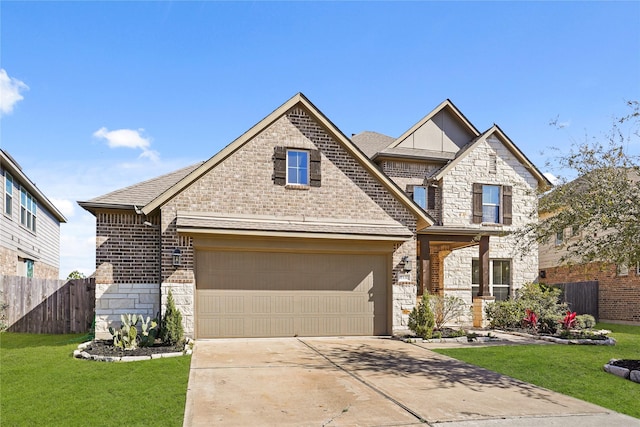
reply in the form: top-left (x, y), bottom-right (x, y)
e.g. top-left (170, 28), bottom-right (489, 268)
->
top-left (553, 281), bottom-right (599, 320)
top-left (1, 276), bottom-right (95, 334)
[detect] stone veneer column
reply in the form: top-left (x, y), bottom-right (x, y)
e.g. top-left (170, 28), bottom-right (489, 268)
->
top-left (472, 296), bottom-right (495, 328)
top-left (161, 282), bottom-right (195, 338)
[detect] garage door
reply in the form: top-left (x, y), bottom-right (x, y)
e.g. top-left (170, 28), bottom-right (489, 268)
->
top-left (195, 250), bottom-right (388, 338)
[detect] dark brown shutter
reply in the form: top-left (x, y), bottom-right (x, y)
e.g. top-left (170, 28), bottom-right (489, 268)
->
top-left (406, 184), bottom-right (415, 199)
top-left (472, 183), bottom-right (483, 223)
top-left (502, 185), bottom-right (512, 225)
top-left (310, 149), bottom-right (321, 187)
top-left (273, 146), bottom-right (286, 186)
top-left (427, 186), bottom-right (436, 210)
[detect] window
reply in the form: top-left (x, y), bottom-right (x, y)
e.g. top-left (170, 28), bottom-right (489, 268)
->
top-left (482, 185), bottom-right (500, 223)
top-left (472, 259), bottom-right (511, 301)
top-left (286, 150), bottom-right (309, 185)
top-left (20, 188), bottom-right (37, 232)
top-left (409, 185), bottom-right (436, 210)
top-left (472, 183), bottom-right (512, 225)
top-left (555, 230), bottom-right (564, 246)
top-left (273, 147), bottom-right (321, 187)
top-left (5, 172), bottom-right (13, 216)
top-left (17, 258), bottom-right (34, 278)
top-left (617, 263), bottom-right (629, 277)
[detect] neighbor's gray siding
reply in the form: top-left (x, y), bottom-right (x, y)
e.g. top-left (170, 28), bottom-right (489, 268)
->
top-left (1, 166), bottom-right (61, 279)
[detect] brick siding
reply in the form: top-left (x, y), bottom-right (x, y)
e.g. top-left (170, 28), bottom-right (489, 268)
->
top-left (543, 262), bottom-right (640, 323)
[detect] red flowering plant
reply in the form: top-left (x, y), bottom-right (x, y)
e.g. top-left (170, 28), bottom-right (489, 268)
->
top-left (523, 309), bottom-right (538, 332)
top-left (561, 311), bottom-right (577, 330)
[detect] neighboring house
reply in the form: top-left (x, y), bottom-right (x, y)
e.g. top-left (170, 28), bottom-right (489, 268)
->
top-left (538, 171), bottom-right (640, 323)
top-left (80, 94), bottom-right (549, 339)
top-left (1, 150), bottom-right (67, 279)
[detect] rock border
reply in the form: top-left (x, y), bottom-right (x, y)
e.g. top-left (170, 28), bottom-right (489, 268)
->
top-left (504, 330), bottom-right (616, 346)
top-left (603, 359), bottom-right (640, 384)
top-left (74, 338), bottom-right (194, 362)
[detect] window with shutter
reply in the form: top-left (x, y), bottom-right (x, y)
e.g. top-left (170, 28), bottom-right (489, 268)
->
top-left (472, 183), bottom-right (512, 225)
top-left (273, 147), bottom-right (321, 187)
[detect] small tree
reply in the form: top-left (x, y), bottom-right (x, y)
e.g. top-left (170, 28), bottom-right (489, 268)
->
top-left (160, 289), bottom-right (184, 346)
top-left (516, 101), bottom-right (640, 267)
top-left (408, 294), bottom-right (435, 339)
top-left (430, 295), bottom-right (466, 331)
top-left (67, 270), bottom-right (86, 279)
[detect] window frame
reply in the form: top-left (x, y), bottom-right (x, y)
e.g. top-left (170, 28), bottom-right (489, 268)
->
top-left (472, 258), bottom-right (512, 301)
top-left (482, 184), bottom-right (501, 224)
top-left (286, 149), bottom-right (310, 186)
top-left (20, 188), bottom-right (37, 233)
top-left (5, 172), bottom-right (13, 216)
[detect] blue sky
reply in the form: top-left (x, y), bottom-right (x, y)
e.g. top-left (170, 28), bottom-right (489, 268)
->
top-left (1, 1), bottom-right (639, 278)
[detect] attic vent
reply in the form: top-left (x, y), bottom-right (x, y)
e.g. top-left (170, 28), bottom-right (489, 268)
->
top-left (489, 153), bottom-right (497, 174)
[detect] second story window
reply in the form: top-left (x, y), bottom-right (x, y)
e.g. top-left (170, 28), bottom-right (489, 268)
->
top-left (286, 150), bottom-right (309, 185)
top-left (472, 183), bottom-right (512, 225)
top-left (482, 185), bottom-right (500, 223)
top-left (20, 188), bottom-right (37, 232)
top-left (5, 172), bottom-right (13, 216)
top-left (411, 186), bottom-right (436, 210)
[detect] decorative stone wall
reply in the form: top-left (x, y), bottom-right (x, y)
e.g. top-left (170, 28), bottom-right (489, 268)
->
top-left (94, 283), bottom-right (160, 339)
top-left (161, 282), bottom-right (195, 338)
top-left (0, 246), bottom-right (16, 276)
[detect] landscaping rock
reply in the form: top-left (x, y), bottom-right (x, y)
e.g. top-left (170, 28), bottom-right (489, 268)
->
top-left (629, 370), bottom-right (640, 384)
top-left (604, 363), bottom-right (630, 379)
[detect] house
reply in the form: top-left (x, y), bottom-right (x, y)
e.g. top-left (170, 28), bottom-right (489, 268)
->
top-left (352, 100), bottom-right (551, 325)
top-left (79, 94), bottom-right (550, 339)
top-left (1, 149), bottom-right (67, 279)
top-left (538, 170), bottom-right (640, 323)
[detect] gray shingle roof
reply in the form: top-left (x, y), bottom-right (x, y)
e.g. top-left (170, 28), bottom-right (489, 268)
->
top-left (79, 162), bottom-right (203, 209)
top-left (351, 131), bottom-right (395, 158)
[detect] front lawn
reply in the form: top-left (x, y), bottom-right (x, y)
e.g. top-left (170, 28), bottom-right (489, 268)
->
top-left (0, 333), bottom-right (191, 426)
top-left (434, 323), bottom-right (640, 419)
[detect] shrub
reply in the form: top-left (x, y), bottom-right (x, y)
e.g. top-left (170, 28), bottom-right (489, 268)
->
top-left (408, 294), bottom-right (435, 339)
top-left (485, 283), bottom-right (568, 332)
top-left (430, 295), bottom-right (466, 331)
top-left (575, 314), bottom-right (596, 330)
top-left (160, 290), bottom-right (184, 346)
top-left (0, 291), bottom-right (9, 332)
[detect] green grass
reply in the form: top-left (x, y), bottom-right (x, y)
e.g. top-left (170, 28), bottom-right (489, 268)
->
top-left (0, 333), bottom-right (191, 427)
top-left (434, 323), bottom-right (640, 419)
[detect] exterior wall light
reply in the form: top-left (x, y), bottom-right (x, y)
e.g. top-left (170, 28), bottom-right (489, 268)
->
top-left (401, 255), bottom-right (412, 272)
top-left (172, 248), bottom-right (182, 267)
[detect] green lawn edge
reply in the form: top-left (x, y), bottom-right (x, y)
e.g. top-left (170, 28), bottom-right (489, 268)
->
top-left (0, 333), bottom-right (192, 427)
top-left (433, 323), bottom-right (640, 419)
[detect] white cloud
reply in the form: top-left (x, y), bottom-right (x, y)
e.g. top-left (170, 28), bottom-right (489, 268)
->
top-left (93, 127), bottom-right (159, 161)
top-left (0, 69), bottom-right (29, 116)
top-left (50, 198), bottom-right (75, 218)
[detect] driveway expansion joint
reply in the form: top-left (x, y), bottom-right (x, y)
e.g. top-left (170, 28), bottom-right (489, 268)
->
top-left (298, 338), bottom-right (429, 425)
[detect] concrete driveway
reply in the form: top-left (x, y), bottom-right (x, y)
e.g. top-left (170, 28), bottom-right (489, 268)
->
top-left (183, 337), bottom-right (638, 426)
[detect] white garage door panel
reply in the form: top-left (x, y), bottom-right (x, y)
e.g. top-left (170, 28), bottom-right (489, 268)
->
top-left (195, 250), bottom-right (388, 338)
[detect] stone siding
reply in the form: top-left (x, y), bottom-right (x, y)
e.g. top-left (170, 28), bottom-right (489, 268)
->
top-left (543, 262), bottom-right (640, 323)
top-left (438, 136), bottom-right (539, 305)
top-left (94, 283), bottom-right (160, 339)
top-left (0, 245), bottom-right (59, 279)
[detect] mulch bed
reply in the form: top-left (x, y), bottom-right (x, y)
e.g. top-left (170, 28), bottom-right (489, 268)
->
top-left (82, 340), bottom-right (184, 358)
